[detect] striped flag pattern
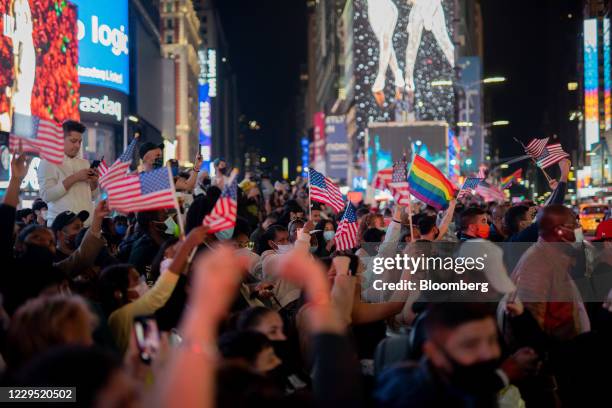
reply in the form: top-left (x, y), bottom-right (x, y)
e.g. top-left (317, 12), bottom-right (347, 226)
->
top-left (525, 137), bottom-right (549, 158)
top-left (203, 177), bottom-right (238, 233)
top-left (98, 159), bottom-right (109, 177)
top-left (99, 138), bottom-right (138, 190)
top-left (373, 168), bottom-right (393, 190)
top-left (335, 202), bottom-right (359, 251)
top-left (535, 144), bottom-right (569, 169)
top-left (9, 116), bottom-right (64, 164)
top-left (475, 181), bottom-right (505, 203)
top-left (308, 168), bottom-right (345, 213)
top-left (501, 169), bottom-right (522, 189)
top-left (388, 157), bottom-right (411, 205)
top-left (106, 167), bottom-right (176, 213)
top-left (457, 177), bottom-right (483, 199)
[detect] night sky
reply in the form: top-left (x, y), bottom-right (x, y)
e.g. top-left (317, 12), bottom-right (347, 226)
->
top-left (216, 0), bottom-right (307, 175)
top-left (218, 0), bottom-right (583, 179)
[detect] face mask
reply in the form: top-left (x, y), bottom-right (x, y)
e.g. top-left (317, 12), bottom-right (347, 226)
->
top-left (218, 167), bottom-right (227, 175)
top-left (447, 356), bottom-right (500, 394)
top-left (153, 157), bottom-right (164, 169)
top-left (276, 244), bottom-right (293, 254)
top-left (129, 277), bottom-right (149, 297)
top-left (574, 228), bottom-right (584, 243)
top-left (270, 340), bottom-right (290, 362)
top-left (323, 231), bottom-right (335, 241)
top-left (164, 216), bottom-right (180, 237)
top-left (309, 246), bottom-right (318, 253)
top-left (476, 224), bottom-right (490, 239)
top-left (378, 227), bottom-right (387, 232)
top-left (115, 224), bottom-right (127, 236)
top-left (215, 228), bottom-right (234, 241)
top-left (40, 209), bottom-right (48, 220)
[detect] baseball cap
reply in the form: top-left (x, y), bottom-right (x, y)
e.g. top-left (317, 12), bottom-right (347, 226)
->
top-left (51, 210), bottom-right (90, 232)
top-left (138, 142), bottom-right (164, 159)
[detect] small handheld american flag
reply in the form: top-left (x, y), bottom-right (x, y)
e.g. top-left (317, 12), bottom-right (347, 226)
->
top-left (9, 115), bottom-right (64, 165)
top-left (335, 202), bottom-right (359, 251)
top-left (373, 168), bottom-right (393, 191)
top-left (388, 157), bottom-right (411, 205)
top-left (524, 137), bottom-right (549, 158)
top-left (535, 144), bottom-right (569, 169)
top-left (100, 138), bottom-right (138, 190)
top-left (105, 167), bottom-right (177, 213)
top-left (457, 177), bottom-right (483, 199)
top-left (203, 176), bottom-right (238, 233)
top-left (308, 167), bottom-right (345, 213)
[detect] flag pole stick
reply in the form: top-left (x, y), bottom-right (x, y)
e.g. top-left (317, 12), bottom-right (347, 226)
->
top-left (167, 165), bottom-right (186, 239)
top-left (513, 137), bottom-right (552, 183)
top-left (308, 169), bottom-right (312, 219)
top-left (405, 156), bottom-right (414, 243)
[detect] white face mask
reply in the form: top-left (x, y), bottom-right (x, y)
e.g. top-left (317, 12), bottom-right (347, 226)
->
top-left (276, 244), bottom-right (293, 254)
top-left (40, 209), bottom-right (48, 220)
top-left (573, 228), bottom-right (584, 247)
top-left (129, 277), bottom-right (149, 297)
top-left (323, 231), bottom-right (335, 241)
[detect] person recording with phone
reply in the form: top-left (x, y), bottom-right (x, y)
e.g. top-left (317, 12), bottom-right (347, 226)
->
top-left (37, 120), bottom-right (98, 227)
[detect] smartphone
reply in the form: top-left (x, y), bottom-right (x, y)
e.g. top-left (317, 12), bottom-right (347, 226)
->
top-left (134, 316), bottom-right (160, 364)
top-left (90, 160), bottom-right (101, 169)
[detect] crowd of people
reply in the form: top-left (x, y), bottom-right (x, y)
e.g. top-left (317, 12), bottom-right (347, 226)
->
top-left (1, 121), bottom-right (611, 407)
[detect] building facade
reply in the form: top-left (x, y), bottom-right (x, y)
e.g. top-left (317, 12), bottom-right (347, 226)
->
top-left (160, 0), bottom-right (201, 163)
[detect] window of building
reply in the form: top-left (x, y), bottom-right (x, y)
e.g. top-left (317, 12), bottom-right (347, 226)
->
top-left (165, 2), bottom-right (173, 12)
top-left (166, 18), bottom-right (174, 29)
top-left (166, 33), bottom-right (174, 44)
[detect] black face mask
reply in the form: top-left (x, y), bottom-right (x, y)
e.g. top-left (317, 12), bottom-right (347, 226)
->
top-left (21, 244), bottom-right (55, 266)
top-left (270, 340), bottom-right (290, 362)
top-left (153, 157), bottom-right (164, 169)
top-left (445, 353), bottom-right (500, 394)
top-left (218, 167), bottom-right (227, 175)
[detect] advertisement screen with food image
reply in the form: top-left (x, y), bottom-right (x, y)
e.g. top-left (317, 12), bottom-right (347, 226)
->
top-left (0, 0), bottom-right (80, 132)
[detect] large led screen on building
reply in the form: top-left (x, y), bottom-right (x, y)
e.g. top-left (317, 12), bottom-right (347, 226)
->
top-left (366, 122), bottom-right (448, 182)
top-left (604, 18), bottom-right (611, 131)
top-left (584, 18), bottom-right (599, 151)
top-left (72, 0), bottom-right (129, 94)
top-left (0, 0), bottom-right (80, 132)
top-left (353, 0), bottom-right (456, 139)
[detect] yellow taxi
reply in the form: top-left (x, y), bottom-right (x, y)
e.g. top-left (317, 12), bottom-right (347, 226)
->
top-left (579, 203), bottom-right (609, 233)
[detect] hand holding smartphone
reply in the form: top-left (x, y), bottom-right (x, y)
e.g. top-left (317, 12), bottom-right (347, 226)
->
top-left (134, 316), bottom-right (160, 364)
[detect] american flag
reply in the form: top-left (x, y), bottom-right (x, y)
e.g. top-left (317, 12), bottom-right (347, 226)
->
top-left (524, 137), bottom-right (549, 158)
top-left (105, 167), bottom-right (177, 213)
top-left (308, 168), bottom-right (344, 213)
top-left (535, 143), bottom-right (569, 169)
top-left (203, 176), bottom-right (238, 233)
top-left (9, 116), bottom-right (64, 165)
top-left (98, 159), bottom-right (109, 177)
top-left (477, 165), bottom-right (487, 179)
top-left (475, 181), bottom-right (505, 203)
top-left (335, 202), bottom-right (359, 251)
top-left (99, 138), bottom-right (137, 190)
top-left (388, 158), bottom-right (411, 205)
top-left (457, 177), bottom-right (483, 199)
top-left (373, 168), bottom-right (393, 190)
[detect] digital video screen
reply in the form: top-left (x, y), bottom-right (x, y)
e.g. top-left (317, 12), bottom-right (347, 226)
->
top-left (353, 0), bottom-right (456, 139)
top-left (366, 122), bottom-right (449, 182)
top-left (0, 0), bottom-right (80, 132)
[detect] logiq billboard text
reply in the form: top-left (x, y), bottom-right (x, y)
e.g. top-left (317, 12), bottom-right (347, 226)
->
top-left (73, 0), bottom-right (130, 94)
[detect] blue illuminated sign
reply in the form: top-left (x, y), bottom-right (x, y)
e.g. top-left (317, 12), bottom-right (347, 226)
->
top-left (301, 137), bottom-right (309, 177)
top-left (199, 83), bottom-right (212, 170)
top-left (73, 0), bottom-right (130, 94)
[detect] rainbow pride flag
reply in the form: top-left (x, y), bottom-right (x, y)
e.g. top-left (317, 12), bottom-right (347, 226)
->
top-left (501, 169), bottom-right (522, 189)
top-left (407, 155), bottom-right (457, 210)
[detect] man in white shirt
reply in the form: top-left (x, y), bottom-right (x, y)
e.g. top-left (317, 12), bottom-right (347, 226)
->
top-left (37, 120), bottom-right (98, 227)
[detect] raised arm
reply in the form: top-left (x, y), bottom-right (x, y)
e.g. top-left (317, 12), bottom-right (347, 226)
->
top-left (158, 244), bottom-right (245, 408)
top-left (1, 151), bottom-right (29, 259)
top-left (435, 199), bottom-right (457, 240)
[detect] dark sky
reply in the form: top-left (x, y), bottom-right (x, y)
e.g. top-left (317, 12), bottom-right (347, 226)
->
top-left (217, 0), bottom-right (583, 178)
top-left (481, 0), bottom-right (582, 160)
top-left (216, 0), bottom-right (307, 174)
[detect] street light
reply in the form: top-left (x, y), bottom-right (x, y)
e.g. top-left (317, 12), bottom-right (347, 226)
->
top-left (482, 76), bottom-right (506, 84)
top-left (491, 120), bottom-right (510, 126)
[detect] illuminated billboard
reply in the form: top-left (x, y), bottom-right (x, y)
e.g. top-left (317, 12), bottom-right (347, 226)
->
top-left (325, 115), bottom-right (349, 181)
top-left (353, 0), bottom-right (456, 139)
top-left (72, 0), bottom-right (129, 94)
top-left (0, 0), bottom-right (80, 132)
top-left (366, 122), bottom-right (449, 182)
top-left (199, 82), bottom-right (212, 170)
top-left (605, 18), bottom-right (611, 131)
top-left (584, 18), bottom-right (599, 151)
top-left (313, 112), bottom-right (326, 173)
